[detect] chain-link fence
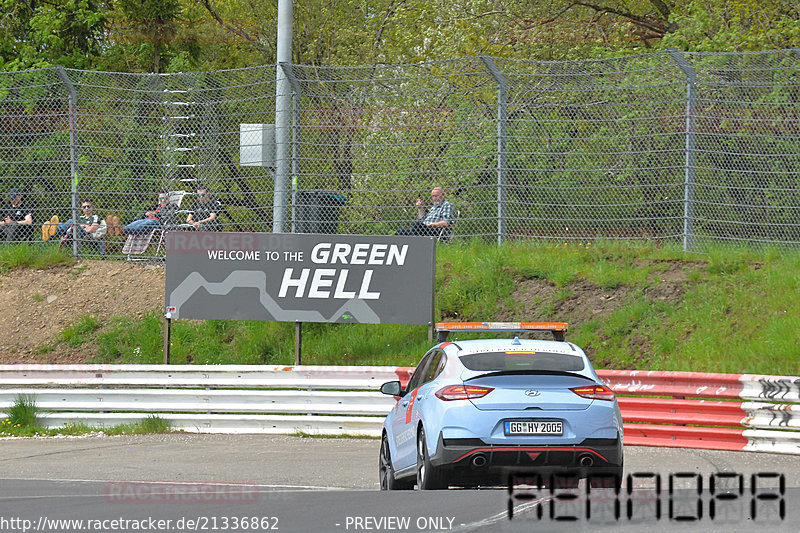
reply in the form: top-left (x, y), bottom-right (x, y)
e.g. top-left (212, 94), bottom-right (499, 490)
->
top-left (1, 49), bottom-right (799, 259)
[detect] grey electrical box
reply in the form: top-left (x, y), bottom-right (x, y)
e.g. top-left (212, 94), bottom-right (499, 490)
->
top-left (240, 123), bottom-right (275, 168)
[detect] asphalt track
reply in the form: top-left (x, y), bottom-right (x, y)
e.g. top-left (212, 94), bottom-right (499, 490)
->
top-left (1, 434), bottom-right (798, 532)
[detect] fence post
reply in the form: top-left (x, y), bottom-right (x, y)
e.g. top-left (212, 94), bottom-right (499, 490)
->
top-left (281, 63), bottom-right (302, 234)
top-left (667, 49), bottom-right (697, 253)
top-left (55, 67), bottom-right (80, 256)
top-left (480, 56), bottom-right (508, 245)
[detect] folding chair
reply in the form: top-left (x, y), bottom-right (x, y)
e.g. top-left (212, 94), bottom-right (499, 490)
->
top-left (122, 191), bottom-right (190, 261)
top-left (155, 190), bottom-right (195, 255)
top-left (122, 229), bottom-right (158, 259)
top-left (155, 223), bottom-right (195, 255)
top-left (59, 219), bottom-right (108, 256)
top-left (437, 209), bottom-right (460, 242)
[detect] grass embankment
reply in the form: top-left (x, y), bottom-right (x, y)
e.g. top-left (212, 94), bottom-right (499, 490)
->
top-left (0, 243), bottom-right (73, 274)
top-left (4, 241), bottom-right (800, 375)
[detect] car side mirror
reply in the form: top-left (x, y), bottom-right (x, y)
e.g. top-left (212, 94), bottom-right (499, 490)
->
top-left (380, 381), bottom-right (402, 396)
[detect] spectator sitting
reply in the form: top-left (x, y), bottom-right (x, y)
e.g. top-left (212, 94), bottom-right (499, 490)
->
top-left (396, 186), bottom-right (455, 237)
top-left (45, 200), bottom-right (107, 254)
top-left (122, 192), bottom-right (179, 234)
top-left (42, 200), bottom-right (101, 241)
top-left (186, 186), bottom-right (222, 231)
top-left (1, 188), bottom-right (34, 242)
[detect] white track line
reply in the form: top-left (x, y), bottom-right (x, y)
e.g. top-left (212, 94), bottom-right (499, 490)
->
top-left (0, 477), bottom-right (347, 491)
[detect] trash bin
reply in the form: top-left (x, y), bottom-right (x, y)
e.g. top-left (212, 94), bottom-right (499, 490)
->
top-left (294, 190), bottom-right (347, 234)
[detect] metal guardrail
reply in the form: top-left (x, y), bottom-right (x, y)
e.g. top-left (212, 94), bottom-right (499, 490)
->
top-left (0, 365), bottom-right (798, 453)
top-left (0, 364), bottom-right (410, 437)
top-left (598, 370), bottom-right (800, 455)
top-left (0, 364), bottom-right (413, 390)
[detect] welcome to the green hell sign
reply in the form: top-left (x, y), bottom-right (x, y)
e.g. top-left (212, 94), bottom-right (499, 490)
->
top-left (203, 241), bottom-right (410, 300)
top-left (165, 232), bottom-right (435, 324)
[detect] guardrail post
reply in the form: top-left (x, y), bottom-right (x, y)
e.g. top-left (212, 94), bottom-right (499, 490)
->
top-left (667, 49), bottom-right (697, 253)
top-left (55, 67), bottom-right (80, 257)
top-left (480, 56), bottom-right (508, 245)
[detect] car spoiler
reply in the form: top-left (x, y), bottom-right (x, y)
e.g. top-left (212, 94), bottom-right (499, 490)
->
top-left (435, 321), bottom-right (568, 343)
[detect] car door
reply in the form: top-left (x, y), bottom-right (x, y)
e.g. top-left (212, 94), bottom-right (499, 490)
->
top-left (413, 350), bottom-right (446, 453)
top-left (390, 351), bottom-right (433, 471)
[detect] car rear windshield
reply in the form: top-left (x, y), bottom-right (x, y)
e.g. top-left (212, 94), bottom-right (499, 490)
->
top-left (459, 351), bottom-right (585, 372)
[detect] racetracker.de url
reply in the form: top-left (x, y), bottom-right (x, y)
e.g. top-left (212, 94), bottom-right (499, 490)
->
top-left (0, 515), bottom-right (280, 532)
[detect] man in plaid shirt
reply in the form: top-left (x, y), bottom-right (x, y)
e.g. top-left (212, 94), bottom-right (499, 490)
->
top-left (397, 187), bottom-right (455, 237)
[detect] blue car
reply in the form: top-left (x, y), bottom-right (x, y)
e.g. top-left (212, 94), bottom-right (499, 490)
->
top-left (378, 322), bottom-right (623, 490)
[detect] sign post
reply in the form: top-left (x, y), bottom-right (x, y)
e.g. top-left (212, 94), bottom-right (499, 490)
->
top-left (295, 321), bottom-right (302, 364)
top-left (163, 316), bottom-right (171, 364)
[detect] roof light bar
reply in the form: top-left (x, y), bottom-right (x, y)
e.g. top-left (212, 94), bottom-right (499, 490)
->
top-left (435, 321), bottom-right (568, 342)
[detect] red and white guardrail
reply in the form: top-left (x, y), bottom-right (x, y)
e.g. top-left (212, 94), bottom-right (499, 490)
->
top-left (598, 370), bottom-right (800, 454)
top-left (0, 365), bottom-right (798, 454)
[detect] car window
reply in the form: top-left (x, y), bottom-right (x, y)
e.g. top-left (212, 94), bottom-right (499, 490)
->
top-left (423, 351), bottom-right (445, 383)
top-left (405, 352), bottom-right (432, 394)
top-left (459, 351), bottom-right (584, 372)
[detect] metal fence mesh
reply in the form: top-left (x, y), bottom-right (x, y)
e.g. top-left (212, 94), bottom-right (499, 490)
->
top-left (1, 49), bottom-right (799, 259)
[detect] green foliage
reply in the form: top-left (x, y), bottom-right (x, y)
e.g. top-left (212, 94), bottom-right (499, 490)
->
top-left (104, 414), bottom-right (171, 435)
top-left (0, 391), bottom-right (171, 438)
top-left (0, 411), bottom-right (172, 437)
top-left (58, 315), bottom-right (102, 347)
top-left (6, 395), bottom-right (38, 428)
top-left (662, 0), bottom-right (800, 52)
top-left (0, 0), bottom-right (107, 70)
top-left (1, 0), bottom-right (799, 71)
top-left (96, 313), bottom-right (164, 363)
top-left (0, 244), bottom-right (73, 274)
top-left (113, 0), bottom-right (182, 72)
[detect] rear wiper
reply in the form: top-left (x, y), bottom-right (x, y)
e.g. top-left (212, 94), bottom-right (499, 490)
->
top-left (464, 370), bottom-right (593, 381)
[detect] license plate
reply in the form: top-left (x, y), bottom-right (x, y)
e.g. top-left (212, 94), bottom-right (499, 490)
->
top-left (504, 420), bottom-right (563, 436)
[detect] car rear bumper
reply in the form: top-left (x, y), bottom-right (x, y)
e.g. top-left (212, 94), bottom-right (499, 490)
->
top-left (431, 433), bottom-right (623, 478)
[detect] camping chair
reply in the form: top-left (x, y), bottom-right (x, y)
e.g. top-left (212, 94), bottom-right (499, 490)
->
top-left (122, 228), bottom-right (157, 258)
top-left (59, 219), bottom-right (108, 256)
top-left (122, 191), bottom-right (189, 261)
top-left (437, 209), bottom-right (460, 242)
top-left (155, 190), bottom-right (195, 254)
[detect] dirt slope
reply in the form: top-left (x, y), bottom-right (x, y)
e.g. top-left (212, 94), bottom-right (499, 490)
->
top-left (0, 261), bottom-right (164, 363)
top-left (0, 259), bottom-right (691, 365)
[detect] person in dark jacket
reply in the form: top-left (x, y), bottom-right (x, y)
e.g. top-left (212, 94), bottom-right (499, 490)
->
top-left (1, 188), bottom-right (34, 242)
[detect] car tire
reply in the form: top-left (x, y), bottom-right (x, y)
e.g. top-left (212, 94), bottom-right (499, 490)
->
top-left (416, 428), bottom-right (447, 490)
top-left (379, 434), bottom-right (413, 490)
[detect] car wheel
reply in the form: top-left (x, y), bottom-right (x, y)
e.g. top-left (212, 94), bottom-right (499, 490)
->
top-left (416, 428), bottom-right (446, 490)
top-left (379, 434), bottom-right (412, 490)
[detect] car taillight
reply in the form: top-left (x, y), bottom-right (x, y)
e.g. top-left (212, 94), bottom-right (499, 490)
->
top-left (570, 385), bottom-right (615, 401)
top-left (435, 385), bottom-right (494, 401)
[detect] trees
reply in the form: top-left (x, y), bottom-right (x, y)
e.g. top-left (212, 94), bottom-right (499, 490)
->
top-left (662, 0), bottom-right (800, 52)
top-left (2, 0), bottom-right (798, 72)
top-left (0, 0), bottom-right (107, 70)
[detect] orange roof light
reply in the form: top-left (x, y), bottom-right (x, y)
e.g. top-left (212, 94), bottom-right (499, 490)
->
top-left (435, 321), bottom-right (568, 342)
top-left (436, 321), bottom-right (568, 332)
